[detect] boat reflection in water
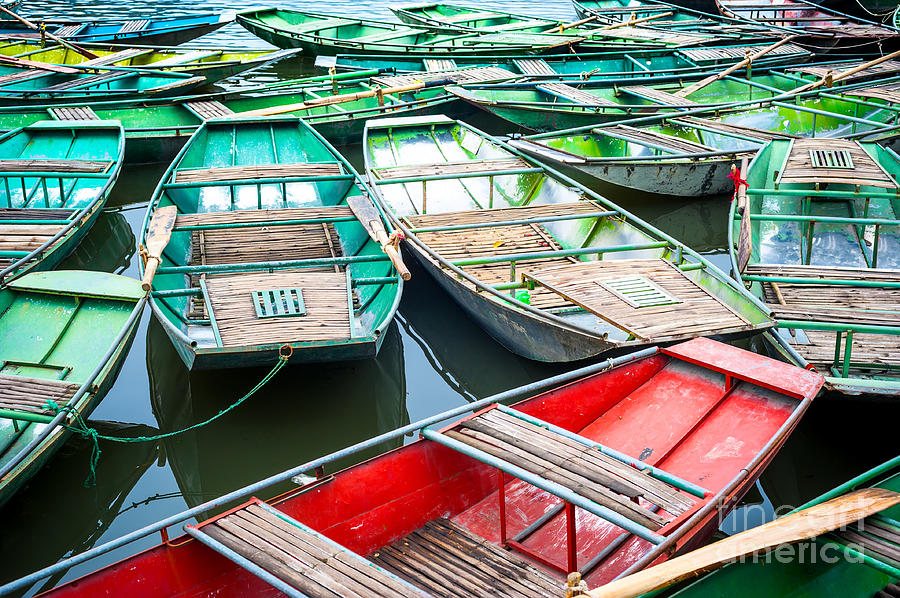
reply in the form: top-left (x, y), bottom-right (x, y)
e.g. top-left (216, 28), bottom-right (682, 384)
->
top-left (58, 208), bottom-right (136, 275)
top-left (0, 422), bottom-right (159, 592)
top-left (146, 317), bottom-right (408, 516)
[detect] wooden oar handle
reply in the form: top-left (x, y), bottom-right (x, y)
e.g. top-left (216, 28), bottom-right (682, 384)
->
top-left (383, 242), bottom-right (411, 281)
top-left (141, 257), bottom-right (160, 292)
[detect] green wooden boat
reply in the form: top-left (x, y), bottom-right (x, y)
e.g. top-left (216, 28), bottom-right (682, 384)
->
top-left (364, 114), bottom-right (772, 362)
top-left (508, 96), bottom-right (900, 197)
top-left (731, 137), bottom-right (900, 397)
top-left (0, 120), bottom-right (124, 285)
top-left (0, 63), bottom-right (209, 104)
top-left (391, 1), bottom-right (742, 44)
top-left (236, 7), bottom-right (675, 57)
top-left (321, 41), bottom-right (811, 80)
top-left (143, 115), bottom-right (404, 371)
top-left (448, 62), bottom-right (900, 131)
top-left (0, 41), bottom-right (301, 84)
top-left (665, 454), bottom-right (900, 598)
top-left (0, 270), bottom-right (145, 507)
top-left (0, 69), bottom-right (471, 165)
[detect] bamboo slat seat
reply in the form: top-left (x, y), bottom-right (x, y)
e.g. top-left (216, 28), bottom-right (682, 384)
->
top-left (512, 58), bottom-right (557, 76)
top-left (173, 163), bottom-right (344, 184)
top-left (600, 124), bottom-right (715, 154)
top-left (619, 85), bottom-right (699, 106)
top-left (184, 100), bottom-right (234, 120)
top-left (0, 374), bottom-right (80, 416)
top-left (186, 499), bottom-right (427, 598)
top-left (45, 71), bottom-right (124, 91)
top-left (405, 203), bottom-right (607, 311)
top-left (524, 259), bottom-right (750, 340)
top-left (118, 19), bottom-right (149, 33)
top-left (204, 271), bottom-right (351, 347)
top-left (0, 207), bottom-right (75, 220)
top-left (422, 58), bottom-right (457, 71)
top-left (372, 518), bottom-right (562, 598)
top-left (0, 69), bottom-right (51, 85)
top-left (78, 48), bottom-right (154, 67)
top-left (371, 66), bottom-right (516, 88)
top-left (668, 116), bottom-right (800, 141)
top-left (372, 157), bottom-right (533, 181)
top-left (776, 139), bottom-right (898, 188)
top-left (48, 106), bottom-right (101, 120)
top-left (53, 25), bottom-right (83, 37)
top-left (746, 264), bottom-right (900, 326)
top-left (789, 60), bottom-right (900, 81)
top-left (0, 159), bottom-right (111, 173)
top-left (538, 82), bottom-right (616, 106)
top-left (845, 82), bottom-right (900, 105)
top-left (677, 44), bottom-right (807, 62)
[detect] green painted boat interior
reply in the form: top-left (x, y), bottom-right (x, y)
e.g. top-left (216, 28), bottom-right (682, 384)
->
top-left (0, 270), bottom-right (142, 472)
top-left (392, 2), bottom-right (560, 32)
top-left (365, 116), bottom-right (771, 341)
top-left (149, 116), bottom-right (399, 356)
top-left (669, 460), bottom-right (900, 598)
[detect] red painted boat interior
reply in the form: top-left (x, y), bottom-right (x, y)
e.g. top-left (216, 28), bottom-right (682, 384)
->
top-left (45, 339), bottom-right (822, 597)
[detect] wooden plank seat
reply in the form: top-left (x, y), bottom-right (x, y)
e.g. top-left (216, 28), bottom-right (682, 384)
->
top-left (184, 100), bottom-right (234, 120)
top-left (599, 124), bottom-right (716, 154)
top-left (405, 203), bottom-right (609, 311)
top-left (538, 82), bottom-right (616, 106)
top-left (619, 85), bottom-right (699, 106)
top-left (776, 139), bottom-right (898, 188)
top-left (668, 116), bottom-right (800, 142)
top-left (486, 19), bottom-right (552, 31)
top-left (47, 106), bottom-right (100, 121)
top-left (0, 69), bottom-right (51, 85)
top-left (834, 517), bottom-right (900, 566)
top-left (512, 58), bottom-right (557, 76)
top-left (746, 264), bottom-right (900, 326)
top-left (0, 159), bottom-right (112, 173)
top-left (678, 44), bottom-right (807, 63)
top-left (0, 374), bottom-right (81, 418)
top-left (203, 271), bottom-right (352, 347)
top-left (78, 48), bottom-right (154, 67)
top-left (523, 259), bottom-right (751, 341)
top-left (787, 329), bottom-right (900, 374)
top-left (53, 25), bottom-right (84, 37)
top-left (173, 163), bottom-right (344, 185)
top-left (371, 66), bottom-right (516, 88)
top-left (372, 518), bottom-right (562, 598)
top-left (187, 499), bottom-right (430, 598)
top-left (372, 157), bottom-right (534, 181)
top-left (118, 19), bottom-right (149, 33)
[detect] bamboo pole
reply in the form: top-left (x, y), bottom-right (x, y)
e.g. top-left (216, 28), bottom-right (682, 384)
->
top-left (0, 5), bottom-right (99, 60)
top-left (791, 47), bottom-right (900, 94)
top-left (675, 36), bottom-right (797, 98)
top-left (235, 81), bottom-right (432, 118)
top-left (736, 157), bottom-right (751, 274)
top-left (541, 15), bottom-right (600, 34)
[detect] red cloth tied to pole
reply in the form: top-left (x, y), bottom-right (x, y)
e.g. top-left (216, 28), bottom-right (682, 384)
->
top-left (727, 167), bottom-right (747, 198)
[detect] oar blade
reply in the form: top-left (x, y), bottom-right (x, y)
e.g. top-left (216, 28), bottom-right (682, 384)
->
top-left (141, 205), bottom-right (177, 291)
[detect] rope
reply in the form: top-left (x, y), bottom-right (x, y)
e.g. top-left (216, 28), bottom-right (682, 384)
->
top-left (44, 350), bottom-right (291, 487)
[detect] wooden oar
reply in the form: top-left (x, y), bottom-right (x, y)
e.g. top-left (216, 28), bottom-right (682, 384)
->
top-left (791, 47), bottom-right (900, 94)
top-left (598, 11), bottom-right (674, 30)
top-left (541, 15), bottom-right (600, 34)
top-left (347, 195), bottom-right (411, 281)
top-left (141, 205), bottom-right (177, 292)
top-left (0, 5), bottom-right (98, 60)
top-left (675, 35), bottom-right (796, 98)
top-left (236, 80), bottom-right (438, 118)
top-left (0, 53), bottom-right (80, 74)
top-left (588, 487), bottom-right (900, 598)
top-left (735, 157), bottom-right (752, 274)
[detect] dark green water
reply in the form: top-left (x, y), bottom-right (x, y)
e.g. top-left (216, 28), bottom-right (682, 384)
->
top-left (0, 1), bottom-right (897, 594)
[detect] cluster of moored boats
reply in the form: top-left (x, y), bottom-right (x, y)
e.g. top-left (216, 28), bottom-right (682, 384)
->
top-left (2, 0), bottom-right (900, 596)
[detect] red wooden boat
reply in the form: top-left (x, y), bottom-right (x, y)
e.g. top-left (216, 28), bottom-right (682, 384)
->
top-left (40, 338), bottom-right (822, 597)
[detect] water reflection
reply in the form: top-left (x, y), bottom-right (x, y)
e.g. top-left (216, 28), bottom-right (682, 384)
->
top-left (58, 209), bottom-right (136, 274)
top-left (0, 422), bottom-right (159, 591)
top-left (146, 317), bottom-right (409, 518)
